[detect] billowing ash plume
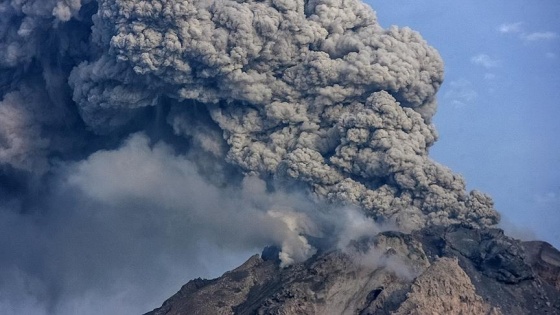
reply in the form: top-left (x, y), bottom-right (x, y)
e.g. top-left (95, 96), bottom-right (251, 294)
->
top-left (0, 0), bottom-right (500, 313)
top-left (67, 0), bottom-right (498, 229)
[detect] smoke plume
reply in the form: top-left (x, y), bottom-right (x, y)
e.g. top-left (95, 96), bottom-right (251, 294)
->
top-left (0, 0), bottom-right (499, 313)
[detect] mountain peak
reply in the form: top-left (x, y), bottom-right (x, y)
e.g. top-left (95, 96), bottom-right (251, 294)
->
top-left (146, 225), bottom-right (560, 314)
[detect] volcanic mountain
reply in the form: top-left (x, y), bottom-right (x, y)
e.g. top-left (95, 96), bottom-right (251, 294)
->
top-left (145, 225), bottom-right (560, 315)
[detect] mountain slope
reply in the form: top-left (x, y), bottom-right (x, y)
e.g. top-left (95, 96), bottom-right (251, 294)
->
top-left (145, 225), bottom-right (560, 315)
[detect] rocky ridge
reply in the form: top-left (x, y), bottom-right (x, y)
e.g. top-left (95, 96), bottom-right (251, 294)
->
top-left (145, 225), bottom-right (560, 315)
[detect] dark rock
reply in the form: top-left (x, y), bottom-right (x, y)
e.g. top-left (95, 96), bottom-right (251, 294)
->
top-left (523, 241), bottom-right (560, 290)
top-left (443, 224), bottom-right (534, 283)
top-left (261, 245), bottom-right (282, 263)
top-left (416, 224), bottom-right (560, 315)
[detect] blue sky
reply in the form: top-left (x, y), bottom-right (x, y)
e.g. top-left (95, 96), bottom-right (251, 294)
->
top-left (368, 1), bottom-right (560, 247)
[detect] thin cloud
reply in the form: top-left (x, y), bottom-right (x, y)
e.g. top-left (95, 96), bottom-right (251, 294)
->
top-left (498, 22), bottom-right (557, 42)
top-left (534, 191), bottom-right (560, 205)
top-left (471, 54), bottom-right (500, 69)
top-left (498, 22), bottom-right (523, 34)
top-left (443, 79), bottom-right (478, 108)
top-left (521, 31), bottom-right (558, 41)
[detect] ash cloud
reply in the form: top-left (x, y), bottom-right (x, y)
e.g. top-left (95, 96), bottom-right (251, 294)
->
top-left (0, 0), bottom-right (500, 313)
top-left (69, 0), bottom-right (498, 229)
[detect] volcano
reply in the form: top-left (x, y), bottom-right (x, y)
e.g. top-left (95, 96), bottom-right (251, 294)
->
top-left (145, 225), bottom-right (560, 315)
